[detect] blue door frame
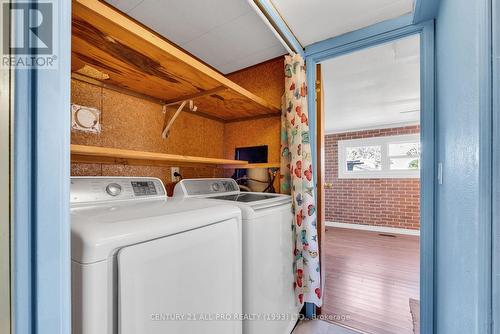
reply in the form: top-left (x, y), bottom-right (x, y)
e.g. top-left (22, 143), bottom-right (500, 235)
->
top-left (493, 0), bottom-right (500, 331)
top-left (12, 1), bottom-right (72, 333)
top-left (304, 19), bottom-right (436, 334)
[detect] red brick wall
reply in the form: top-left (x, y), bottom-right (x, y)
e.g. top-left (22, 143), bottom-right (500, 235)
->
top-left (325, 125), bottom-right (420, 230)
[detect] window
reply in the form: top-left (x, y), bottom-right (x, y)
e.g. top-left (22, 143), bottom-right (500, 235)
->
top-left (338, 134), bottom-right (420, 178)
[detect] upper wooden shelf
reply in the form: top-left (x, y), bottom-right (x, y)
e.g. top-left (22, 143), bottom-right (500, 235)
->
top-left (71, 145), bottom-right (280, 169)
top-left (72, 0), bottom-right (281, 122)
top-left (71, 144), bottom-right (249, 168)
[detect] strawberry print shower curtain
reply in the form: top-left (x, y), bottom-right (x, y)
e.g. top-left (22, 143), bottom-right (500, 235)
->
top-left (280, 54), bottom-right (322, 307)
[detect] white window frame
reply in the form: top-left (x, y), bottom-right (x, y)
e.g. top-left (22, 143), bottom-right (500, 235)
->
top-left (338, 134), bottom-right (420, 179)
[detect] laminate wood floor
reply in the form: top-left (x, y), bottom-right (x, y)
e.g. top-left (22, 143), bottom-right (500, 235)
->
top-left (292, 320), bottom-right (361, 334)
top-left (321, 228), bottom-right (419, 334)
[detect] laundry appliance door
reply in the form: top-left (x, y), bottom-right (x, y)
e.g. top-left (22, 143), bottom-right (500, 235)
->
top-left (243, 204), bottom-right (299, 334)
top-left (117, 218), bottom-right (242, 334)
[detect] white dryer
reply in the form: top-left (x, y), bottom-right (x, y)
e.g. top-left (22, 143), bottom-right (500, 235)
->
top-left (174, 178), bottom-right (300, 334)
top-left (71, 177), bottom-right (243, 334)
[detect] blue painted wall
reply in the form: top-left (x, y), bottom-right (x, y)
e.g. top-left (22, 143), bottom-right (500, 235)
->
top-left (435, 0), bottom-right (492, 333)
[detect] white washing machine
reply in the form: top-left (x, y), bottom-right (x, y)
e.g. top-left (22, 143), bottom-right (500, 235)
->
top-left (174, 178), bottom-right (300, 334)
top-left (71, 177), bottom-right (243, 334)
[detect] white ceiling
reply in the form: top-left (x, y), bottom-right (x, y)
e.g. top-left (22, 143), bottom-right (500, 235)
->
top-left (105, 0), bottom-right (287, 74)
top-left (322, 34), bottom-right (420, 134)
top-left (271, 0), bottom-right (414, 46)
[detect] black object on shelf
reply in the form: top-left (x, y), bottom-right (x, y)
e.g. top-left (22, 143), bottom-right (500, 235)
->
top-left (233, 145), bottom-right (268, 181)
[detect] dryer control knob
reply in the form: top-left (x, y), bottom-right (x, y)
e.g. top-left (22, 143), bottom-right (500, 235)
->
top-left (211, 183), bottom-right (221, 192)
top-left (106, 183), bottom-right (122, 196)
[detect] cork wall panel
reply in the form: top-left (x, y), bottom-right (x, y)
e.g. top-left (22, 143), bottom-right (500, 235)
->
top-left (71, 163), bottom-right (101, 176)
top-left (226, 56), bottom-right (284, 109)
top-left (72, 80), bottom-right (164, 151)
top-left (223, 57), bottom-right (285, 192)
top-left (223, 56), bottom-right (285, 162)
top-left (71, 79), bottom-right (224, 190)
top-left (223, 116), bottom-right (281, 191)
top-left (223, 116), bottom-right (281, 163)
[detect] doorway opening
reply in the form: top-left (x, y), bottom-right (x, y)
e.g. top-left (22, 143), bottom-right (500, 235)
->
top-left (319, 34), bottom-right (421, 334)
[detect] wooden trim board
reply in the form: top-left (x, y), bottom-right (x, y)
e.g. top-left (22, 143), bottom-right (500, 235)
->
top-left (315, 63), bottom-right (326, 315)
top-left (71, 144), bottom-right (249, 167)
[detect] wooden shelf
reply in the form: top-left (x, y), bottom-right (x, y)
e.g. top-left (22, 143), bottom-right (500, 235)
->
top-left (222, 163), bottom-right (281, 169)
top-left (71, 145), bottom-right (249, 168)
top-left (72, 0), bottom-right (281, 122)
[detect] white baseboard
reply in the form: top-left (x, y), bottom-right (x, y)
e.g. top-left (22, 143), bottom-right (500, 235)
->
top-left (325, 221), bottom-right (420, 236)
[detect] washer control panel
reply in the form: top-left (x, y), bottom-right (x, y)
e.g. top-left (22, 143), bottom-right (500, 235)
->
top-left (71, 177), bottom-right (166, 204)
top-left (130, 180), bottom-right (158, 196)
top-left (174, 178), bottom-right (239, 197)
